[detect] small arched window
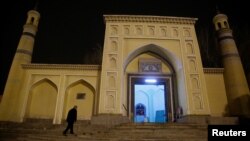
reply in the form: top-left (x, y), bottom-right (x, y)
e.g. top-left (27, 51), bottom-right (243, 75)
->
top-left (224, 21), bottom-right (229, 28)
top-left (30, 17), bottom-right (35, 24)
top-left (218, 22), bottom-right (222, 29)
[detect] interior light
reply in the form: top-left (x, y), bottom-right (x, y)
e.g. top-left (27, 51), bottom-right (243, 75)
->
top-left (145, 79), bottom-right (157, 83)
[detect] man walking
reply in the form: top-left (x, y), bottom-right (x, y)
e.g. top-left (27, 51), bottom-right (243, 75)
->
top-left (63, 105), bottom-right (77, 135)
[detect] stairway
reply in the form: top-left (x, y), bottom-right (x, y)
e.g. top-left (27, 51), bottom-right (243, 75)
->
top-left (0, 120), bottom-right (208, 141)
top-left (91, 122), bottom-right (208, 141)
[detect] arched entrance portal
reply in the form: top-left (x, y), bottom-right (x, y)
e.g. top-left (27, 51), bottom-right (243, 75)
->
top-left (124, 45), bottom-right (177, 123)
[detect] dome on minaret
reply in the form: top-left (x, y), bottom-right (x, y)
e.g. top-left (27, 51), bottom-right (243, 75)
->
top-left (212, 9), bottom-right (230, 31)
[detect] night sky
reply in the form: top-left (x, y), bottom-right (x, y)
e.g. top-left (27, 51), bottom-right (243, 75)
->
top-left (1, 0), bottom-right (250, 95)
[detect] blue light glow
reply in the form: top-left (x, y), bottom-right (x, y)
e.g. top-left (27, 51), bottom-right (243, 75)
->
top-left (145, 79), bottom-right (157, 83)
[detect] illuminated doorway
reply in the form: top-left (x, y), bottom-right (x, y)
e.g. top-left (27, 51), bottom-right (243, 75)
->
top-left (134, 84), bottom-right (166, 123)
top-left (129, 74), bottom-right (174, 123)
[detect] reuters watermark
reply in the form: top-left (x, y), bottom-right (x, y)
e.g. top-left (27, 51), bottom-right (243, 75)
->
top-left (208, 125), bottom-right (249, 140)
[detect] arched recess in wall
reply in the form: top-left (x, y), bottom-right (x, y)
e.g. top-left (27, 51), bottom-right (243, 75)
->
top-left (111, 41), bottom-right (118, 52)
top-left (123, 44), bottom-right (180, 72)
top-left (108, 75), bottom-right (116, 88)
top-left (123, 43), bottom-right (187, 115)
top-left (189, 59), bottom-right (197, 72)
top-left (64, 79), bottom-right (95, 120)
top-left (186, 43), bottom-right (194, 55)
top-left (191, 77), bottom-right (199, 90)
top-left (110, 57), bottom-right (117, 68)
top-left (26, 78), bottom-right (58, 119)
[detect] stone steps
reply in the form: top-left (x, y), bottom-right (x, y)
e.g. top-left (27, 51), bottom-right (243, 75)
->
top-left (0, 121), bottom-right (208, 141)
top-left (91, 123), bottom-right (207, 141)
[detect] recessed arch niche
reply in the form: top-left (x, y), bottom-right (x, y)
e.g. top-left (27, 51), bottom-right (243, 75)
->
top-left (26, 78), bottom-right (57, 119)
top-left (64, 79), bottom-right (95, 120)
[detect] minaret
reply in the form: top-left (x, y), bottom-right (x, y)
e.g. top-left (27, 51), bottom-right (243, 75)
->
top-left (213, 11), bottom-right (250, 117)
top-left (0, 8), bottom-right (40, 121)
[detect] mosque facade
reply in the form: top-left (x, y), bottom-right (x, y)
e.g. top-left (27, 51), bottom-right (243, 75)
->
top-left (0, 8), bottom-right (249, 125)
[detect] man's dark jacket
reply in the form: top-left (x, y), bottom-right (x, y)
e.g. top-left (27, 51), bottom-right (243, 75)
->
top-left (66, 108), bottom-right (77, 123)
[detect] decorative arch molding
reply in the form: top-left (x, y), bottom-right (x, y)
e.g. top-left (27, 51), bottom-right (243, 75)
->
top-left (31, 78), bottom-right (58, 91)
top-left (123, 44), bottom-right (181, 73)
top-left (186, 42), bottom-right (194, 55)
top-left (110, 57), bottom-right (117, 68)
top-left (66, 79), bottom-right (95, 94)
top-left (189, 59), bottom-right (197, 72)
top-left (160, 28), bottom-right (167, 36)
top-left (111, 41), bottom-right (118, 52)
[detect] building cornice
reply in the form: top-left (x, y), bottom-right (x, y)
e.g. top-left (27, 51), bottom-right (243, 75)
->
top-left (104, 15), bottom-right (197, 25)
top-left (22, 64), bottom-right (101, 70)
top-left (203, 68), bottom-right (224, 74)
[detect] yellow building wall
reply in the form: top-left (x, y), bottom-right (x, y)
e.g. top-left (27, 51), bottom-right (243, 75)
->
top-left (64, 82), bottom-right (94, 120)
top-left (204, 69), bottom-right (228, 116)
top-left (26, 81), bottom-right (57, 119)
top-left (21, 64), bottom-right (100, 124)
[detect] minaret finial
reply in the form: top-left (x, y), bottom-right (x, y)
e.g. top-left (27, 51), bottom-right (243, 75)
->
top-left (216, 4), bottom-right (220, 14)
top-left (34, 0), bottom-right (39, 11)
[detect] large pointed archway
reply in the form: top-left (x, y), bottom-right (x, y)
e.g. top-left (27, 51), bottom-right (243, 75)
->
top-left (124, 44), bottom-right (181, 122)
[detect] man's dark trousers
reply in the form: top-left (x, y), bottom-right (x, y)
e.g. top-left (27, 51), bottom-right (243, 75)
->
top-left (63, 121), bottom-right (74, 134)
